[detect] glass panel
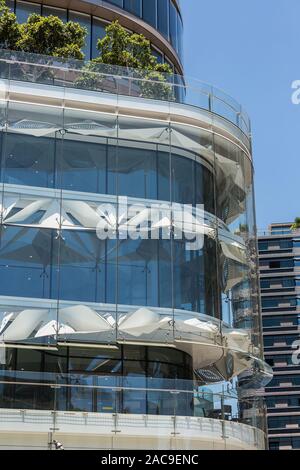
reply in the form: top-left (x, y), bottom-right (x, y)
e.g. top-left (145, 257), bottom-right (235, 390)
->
top-left (152, 48), bottom-right (163, 63)
top-left (61, 109), bottom-right (117, 194)
top-left (171, 150), bottom-right (194, 205)
top-left (92, 18), bottom-right (106, 59)
top-left (169, 0), bottom-right (178, 51)
top-left (6, 0), bottom-right (15, 13)
top-left (15, 0), bottom-right (41, 23)
top-left (142, 0), bottom-right (157, 28)
top-left (114, 143), bottom-right (158, 199)
top-left (42, 6), bottom-right (67, 22)
top-left (124, 0), bottom-right (141, 17)
top-left (2, 101), bottom-right (63, 189)
top-left (106, 0), bottom-right (123, 7)
top-left (0, 226), bottom-right (58, 300)
top-left (157, 0), bottom-right (169, 39)
top-left (54, 230), bottom-right (107, 303)
top-left (177, 13), bottom-right (183, 58)
top-left (117, 239), bottom-right (160, 307)
top-left (69, 11), bottom-right (91, 59)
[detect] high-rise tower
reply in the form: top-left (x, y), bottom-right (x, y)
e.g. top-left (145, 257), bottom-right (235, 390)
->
top-left (259, 223), bottom-right (300, 450)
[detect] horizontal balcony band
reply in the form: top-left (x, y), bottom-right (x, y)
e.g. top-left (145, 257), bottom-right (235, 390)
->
top-left (0, 409), bottom-right (265, 450)
top-left (0, 295), bottom-right (272, 388)
top-left (0, 59), bottom-right (252, 156)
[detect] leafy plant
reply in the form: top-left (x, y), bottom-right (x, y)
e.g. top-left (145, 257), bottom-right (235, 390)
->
top-left (0, 0), bottom-right (21, 49)
top-left (0, 0), bottom-right (86, 59)
top-left (76, 21), bottom-right (174, 100)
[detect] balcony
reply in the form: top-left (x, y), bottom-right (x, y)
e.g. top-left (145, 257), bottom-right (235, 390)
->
top-left (0, 49), bottom-right (251, 152)
top-left (0, 374), bottom-right (266, 450)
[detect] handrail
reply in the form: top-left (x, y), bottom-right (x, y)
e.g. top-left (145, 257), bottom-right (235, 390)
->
top-left (0, 49), bottom-right (251, 143)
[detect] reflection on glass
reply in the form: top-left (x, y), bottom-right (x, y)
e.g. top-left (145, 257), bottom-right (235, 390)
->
top-left (69, 11), bottom-right (91, 59)
top-left (3, 133), bottom-right (55, 188)
top-left (42, 6), bottom-right (67, 21)
top-left (158, 0), bottom-right (169, 39)
top-left (15, 0), bottom-right (41, 23)
top-left (92, 18), bottom-right (106, 58)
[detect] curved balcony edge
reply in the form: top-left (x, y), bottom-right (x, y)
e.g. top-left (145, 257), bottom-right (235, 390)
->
top-left (0, 295), bottom-right (273, 390)
top-left (0, 49), bottom-right (252, 153)
top-left (0, 409), bottom-right (266, 450)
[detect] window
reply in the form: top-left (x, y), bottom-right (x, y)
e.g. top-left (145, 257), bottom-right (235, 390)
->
top-left (3, 133), bottom-right (56, 188)
top-left (258, 241), bottom-right (268, 251)
top-left (268, 416), bottom-right (300, 428)
top-left (280, 240), bottom-right (293, 249)
top-left (266, 358), bottom-right (274, 366)
top-left (260, 277), bottom-right (295, 289)
top-left (0, 227), bottom-right (58, 299)
top-left (269, 261), bottom-right (281, 269)
top-left (282, 278), bottom-right (295, 287)
top-left (171, 154), bottom-right (194, 205)
top-left (42, 6), bottom-right (67, 21)
top-left (264, 335), bottom-right (299, 347)
top-left (267, 396), bottom-right (300, 408)
top-left (262, 297), bottom-right (299, 309)
top-left (269, 259), bottom-right (293, 269)
top-left (92, 18), bottom-right (107, 58)
top-left (151, 48), bottom-right (164, 63)
top-left (124, 0), bottom-right (141, 17)
top-left (15, 0), bottom-right (41, 23)
top-left (177, 13), bottom-right (183, 57)
top-left (6, 0), bottom-right (14, 12)
top-left (158, 0), bottom-right (169, 39)
top-left (262, 298), bottom-right (279, 308)
top-left (59, 137), bottom-right (107, 194)
top-left (106, 0), bottom-right (124, 7)
top-left (69, 11), bottom-right (91, 59)
top-left (263, 315), bottom-right (300, 327)
top-left (112, 145), bottom-right (158, 200)
top-left (169, 1), bottom-right (178, 50)
top-left (143, 0), bottom-right (157, 28)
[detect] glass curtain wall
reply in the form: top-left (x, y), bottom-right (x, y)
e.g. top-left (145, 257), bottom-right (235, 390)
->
top-left (0, 97), bottom-right (259, 348)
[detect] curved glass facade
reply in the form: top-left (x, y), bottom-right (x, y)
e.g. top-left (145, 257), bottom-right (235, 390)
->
top-left (0, 52), bottom-right (269, 449)
top-left (0, 346), bottom-right (195, 416)
top-left (0, 127), bottom-right (218, 317)
top-left (0, 74), bottom-right (263, 360)
top-left (6, 0), bottom-right (183, 66)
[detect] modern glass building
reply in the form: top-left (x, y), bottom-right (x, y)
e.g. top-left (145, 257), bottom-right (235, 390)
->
top-left (259, 223), bottom-right (300, 451)
top-left (0, 0), bottom-right (271, 450)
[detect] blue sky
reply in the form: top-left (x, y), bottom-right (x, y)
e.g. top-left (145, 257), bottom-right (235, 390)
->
top-left (181, 0), bottom-right (300, 230)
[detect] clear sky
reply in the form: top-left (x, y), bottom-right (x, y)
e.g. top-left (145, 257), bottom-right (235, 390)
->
top-left (181, 0), bottom-right (300, 230)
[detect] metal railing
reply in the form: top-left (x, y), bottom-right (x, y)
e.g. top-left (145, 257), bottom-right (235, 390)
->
top-left (0, 372), bottom-right (266, 432)
top-left (0, 49), bottom-right (251, 144)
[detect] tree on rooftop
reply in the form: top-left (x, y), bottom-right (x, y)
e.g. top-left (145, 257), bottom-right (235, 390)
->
top-left (17, 14), bottom-right (86, 59)
top-left (0, 0), bottom-right (21, 50)
top-left (0, 0), bottom-right (86, 59)
top-left (77, 21), bottom-right (174, 100)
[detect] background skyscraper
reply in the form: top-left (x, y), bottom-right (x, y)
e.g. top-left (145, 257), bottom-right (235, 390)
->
top-left (259, 223), bottom-right (300, 450)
